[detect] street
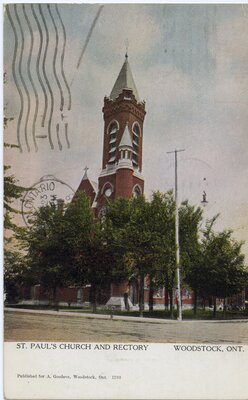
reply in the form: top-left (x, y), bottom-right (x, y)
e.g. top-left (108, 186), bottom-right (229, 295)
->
top-left (4, 309), bottom-right (248, 343)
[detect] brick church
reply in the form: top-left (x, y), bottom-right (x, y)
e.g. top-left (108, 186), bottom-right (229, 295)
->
top-left (29, 55), bottom-right (246, 311)
top-left (31, 54), bottom-right (193, 309)
top-left (75, 54), bottom-right (148, 309)
top-left (76, 53), bottom-right (146, 216)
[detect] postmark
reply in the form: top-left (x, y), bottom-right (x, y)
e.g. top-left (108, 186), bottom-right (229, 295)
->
top-left (21, 175), bottom-right (75, 226)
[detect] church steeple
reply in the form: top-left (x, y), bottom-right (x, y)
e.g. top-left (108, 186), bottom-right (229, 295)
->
top-left (97, 54), bottom-right (146, 213)
top-left (110, 55), bottom-right (140, 102)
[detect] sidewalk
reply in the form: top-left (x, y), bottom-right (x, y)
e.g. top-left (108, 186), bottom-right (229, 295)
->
top-left (5, 307), bottom-right (248, 324)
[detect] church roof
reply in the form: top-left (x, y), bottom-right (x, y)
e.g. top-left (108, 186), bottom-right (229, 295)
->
top-left (119, 123), bottom-right (133, 149)
top-left (74, 166), bottom-right (96, 207)
top-left (110, 55), bottom-right (140, 102)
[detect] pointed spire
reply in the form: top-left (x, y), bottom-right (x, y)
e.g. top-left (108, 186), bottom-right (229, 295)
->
top-left (110, 55), bottom-right (140, 101)
top-left (82, 166), bottom-right (89, 180)
top-left (119, 122), bottom-right (133, 149)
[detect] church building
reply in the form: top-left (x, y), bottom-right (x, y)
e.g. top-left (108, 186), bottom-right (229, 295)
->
top-left (76, 53), bottom-right (146, 215)
top-left (75, 54), bottom-right (148, 309)
top-left (29, 55), bottom-right (193, 310)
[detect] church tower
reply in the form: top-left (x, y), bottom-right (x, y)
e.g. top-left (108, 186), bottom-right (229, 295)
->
top-left (74, 55), bottom-right (147, 309)
top-left (96, 54), bottom-right (146, 215)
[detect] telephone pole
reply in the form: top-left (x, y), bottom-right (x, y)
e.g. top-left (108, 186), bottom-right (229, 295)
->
top-left (167, 149), bottom-right (185, 321)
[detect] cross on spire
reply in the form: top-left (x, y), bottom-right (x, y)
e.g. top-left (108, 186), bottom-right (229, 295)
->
top-left (125, 38), bottom-right (129, 59)
top-left (82, 166), bottom-right (89, 180)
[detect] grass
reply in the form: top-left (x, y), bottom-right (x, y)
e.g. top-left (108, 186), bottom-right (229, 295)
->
top-left (6, 303), bottom-right (248, 320)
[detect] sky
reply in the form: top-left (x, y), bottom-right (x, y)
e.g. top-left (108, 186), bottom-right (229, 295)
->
top-left (4, 3), bottom-right (248, 257)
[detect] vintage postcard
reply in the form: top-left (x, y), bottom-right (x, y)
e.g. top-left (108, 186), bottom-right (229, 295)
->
top-left (3, 2), bottom-right (248, 399)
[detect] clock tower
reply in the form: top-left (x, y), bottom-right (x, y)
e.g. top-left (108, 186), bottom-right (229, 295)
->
top-left (95, 54), bottom-right (146, 215)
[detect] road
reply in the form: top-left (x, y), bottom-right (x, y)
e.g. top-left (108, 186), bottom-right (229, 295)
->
top-left (4, 309), bottom-right (248, 343)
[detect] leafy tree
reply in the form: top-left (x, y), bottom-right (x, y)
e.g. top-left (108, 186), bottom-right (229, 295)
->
top-left (19, 192), bottom-right (124, 311)
top-left (18, 193), bottom-right (94, 305)
top-left (4, 165), bottom-right (27, 303)
top-left (148, 191), bottom-right (176, 316)
top-left (200, 220), bottom-right (248, 317)
top-left (64, 193), bottom-right (129, 311)
top-left (4, 113), bottom-right (27, 302)
top-left (179, 201), bottom-right (203, 314)
top-left (104, 192), bottom-right (204, 318)
top-left (4, 113), bottom-right (25, 234)
top-left (4, 248), bottom-right (30, 303)
top-left (105, 196), bottom-right (156, 316)
top-left (20, 201), bottom-right (70, 305)
top-left (4, 166), bottom-right (25, 232)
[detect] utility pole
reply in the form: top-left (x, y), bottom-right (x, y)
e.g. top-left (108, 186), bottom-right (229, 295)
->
top-left (167, 149), bottom-right (185, 321)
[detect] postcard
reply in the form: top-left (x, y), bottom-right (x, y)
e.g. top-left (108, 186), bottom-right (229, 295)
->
top-left (3, 3), bottom-right (248, 399)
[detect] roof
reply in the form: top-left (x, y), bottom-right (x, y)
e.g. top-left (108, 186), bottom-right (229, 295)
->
top-left (110, 55), bottom-right (140, 102)
top-left (119, 123), bottom-right (133, 149)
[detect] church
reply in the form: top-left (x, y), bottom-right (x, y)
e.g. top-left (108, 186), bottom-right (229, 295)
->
top-left (73, 54), bottom-right (193, 310)
top-left (74, 54), bottom-right (148, 310)
top-left (31, 54), bottom-right (193, 310)
top-left (75, 53), bottom-right (146, 217)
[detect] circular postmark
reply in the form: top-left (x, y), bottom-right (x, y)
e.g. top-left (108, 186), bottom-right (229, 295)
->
top-left (21, 175), bottom-right (75, 226)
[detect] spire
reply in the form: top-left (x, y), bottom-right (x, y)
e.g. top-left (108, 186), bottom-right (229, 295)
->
top-left (119, 122), bottom-right (133, 149)
top-left (110, 55), bottom-right (140, 102)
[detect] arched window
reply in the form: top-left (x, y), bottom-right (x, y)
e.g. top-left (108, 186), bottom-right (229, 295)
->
top-left (108, 121), bottom-right (118, 164)
top-left (132, 123), bottom-right (140, 167)
top-left (133, 184), bottom-right (142, 198)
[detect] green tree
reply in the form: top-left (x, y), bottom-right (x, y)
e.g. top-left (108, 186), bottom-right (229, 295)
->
top-left (200, 221), bottom-right (248, 317)
top-left (20, 201), bottom-right (69, 305)
top-left (4, 167), bottom-right (27, 302)
top-left (4, 114), bottom-right (27, 302)
top-left (4, 248), bottom-right (29, 303)
top-left (4, 166), bottom-right (25, 232)
top-left (105, 196), bottom-right (155, 316)
top-left (4, 112), bottom-right (25, 234)
top-left (19, 192), bottom-right (123, 311)
top-left (148, 191), bottom-right (176, 316)
top-left (179, 201), bottom-right (203, 314)
top-left (105, 192), bottom-right (204, 318)
top-left (19, 193), bottom-right (95, 306)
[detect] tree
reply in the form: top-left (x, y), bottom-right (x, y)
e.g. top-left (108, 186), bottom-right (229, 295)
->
top-left (4, 113), bottom-right (25, 234)
top-left (4, 114), bottom-right (27, 302)
top-left (4, 169), bottom-right (27, 302)
top-left (4, 248), bottom-right (29, 303)
top-left (19, 192), bottom-right (123, 311)
top-left (64, 193), bottom-right (128, 311)
top-left (148, 191), bottom-right (176, 316)
top-left (3, 96), bottom-right (22, 233)
top-left (179, 201), bottom-right (203, 314)
top-left (20, 201), bottom-right (69, 305)
top-left (4, 167), bottom-right (25, 231)
top-left (200, 221), bottom-right (248, 317)
top-left (105, 196), bottom-right (156, 316)
top-left (105, 192), bottom-right (204, 318)
top-left (18, 193), bottom-right (95, 305)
